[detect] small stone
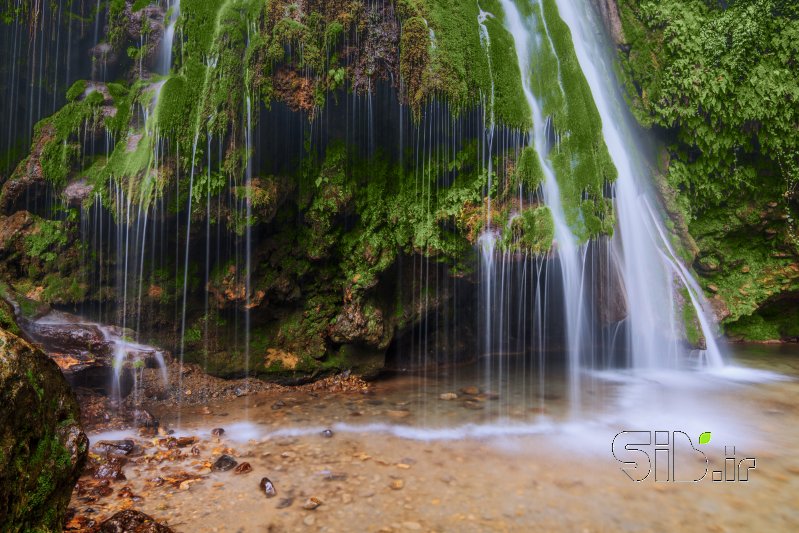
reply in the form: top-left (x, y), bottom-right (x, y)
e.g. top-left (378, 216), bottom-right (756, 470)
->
top-left (184, 389), bottom-right (192, 396)
top-left (707, 284), bottom-right (719, 293)
top-left (321, 470), bottom-right (348, 481)
top-left (389, 479), bottom-right (404, 490)
top-left (211, 454), bottom-right (237, 472)
top-left (302, 497), bottom-right (323, 510)
top-left (276, 497), bottom-right (293, 508)
top-left (321, 428), bottom-right (334, 438)
top-left (211, 428), bottom-right (225, 437)
top-left (460, 386), bottom-right (480, 395)
top-left (234, 462), bottom-right (252, 475)
top-left (439, 392), bottom-right (458, 401)
top-left (741, 265), bottom-right (750, 273)
top-left (190, 446), bottom-right (200, 456)
top-left (387, 410), bottom-right (411, 419)
top-left (259, 477), bottom-right (277, 498)
top-left (463, 400), bottom-right (484, 410)
top-left (303, 515), bottom-right (316, 526)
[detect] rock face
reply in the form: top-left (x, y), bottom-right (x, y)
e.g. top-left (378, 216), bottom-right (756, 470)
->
top-left (0, 327), bottom-right (88, 532)
top-left (591, 0), bottom-right (626, 46)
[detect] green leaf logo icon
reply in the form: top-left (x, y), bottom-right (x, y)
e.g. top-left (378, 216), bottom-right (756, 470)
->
top-left (699, 432), bottom-right (711, 445)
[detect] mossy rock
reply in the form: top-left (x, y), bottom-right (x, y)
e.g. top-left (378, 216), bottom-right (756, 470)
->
top-left (0, 328), bottom-right (88, 532)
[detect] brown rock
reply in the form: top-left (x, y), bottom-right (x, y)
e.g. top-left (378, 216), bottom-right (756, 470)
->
top-left (97, 510), bottom-right (174, 533)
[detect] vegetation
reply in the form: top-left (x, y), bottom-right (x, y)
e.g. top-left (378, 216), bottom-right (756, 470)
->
top-left (616, 0), bottom-right (799, 339)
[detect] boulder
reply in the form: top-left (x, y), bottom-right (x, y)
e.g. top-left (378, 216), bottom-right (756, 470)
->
top-left (0, 327), bottom-right (88, 532)
top-left (98, 510), bottom-right (174, 533)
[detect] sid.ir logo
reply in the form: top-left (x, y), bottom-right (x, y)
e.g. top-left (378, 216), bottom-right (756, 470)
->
top-left (611, 431), bottom-right (756, 482)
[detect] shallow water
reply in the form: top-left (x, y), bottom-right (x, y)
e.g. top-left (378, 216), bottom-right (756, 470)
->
top-left (76, 347), bottom-right (799, 532)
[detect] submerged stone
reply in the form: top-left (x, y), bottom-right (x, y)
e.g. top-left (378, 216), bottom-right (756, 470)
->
top-left (234, 462), bottom-right (253, 475)
top-left (259, 477), bottom-right (278, 498)
top-left (97, 510), bottom-right (174, 533)
top-left (211, 454), bottom-right (238, 472)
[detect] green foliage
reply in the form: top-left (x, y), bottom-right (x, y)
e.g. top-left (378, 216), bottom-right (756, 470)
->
top-left (501, 206), bottom-right (555, 255)
top-left (617, 0), bottom-right (799, 219)
top-left (24, 220), bottom-right (67, 264)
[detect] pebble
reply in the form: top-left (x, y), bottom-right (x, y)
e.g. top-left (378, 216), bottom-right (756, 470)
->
top-left (211, 428), bottom-right (225, 437)
top-left (233, 462), bottom-right (252, 474)
top-left (463, 400), bottom-right (484, 410)
top-left (211, 455), bottom-right (238, 472)
top-left (302, 497), bottom-right (323, 510)
top-left (321, 429), bottom-right (334, 438)
top-left (389, 479), bottom-right (404, 490)
top-left (276, 497), bottom-right (293, 508)
top-left (460, 386), bottom-right (480, 395)
top-left (439, 392), bottom-right (458, 401)
top-left (259, 477), bottom-right (277, 498)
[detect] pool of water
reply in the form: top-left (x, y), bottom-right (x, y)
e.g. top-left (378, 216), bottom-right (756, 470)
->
top-left (73, 346), bottom-right (799, 531)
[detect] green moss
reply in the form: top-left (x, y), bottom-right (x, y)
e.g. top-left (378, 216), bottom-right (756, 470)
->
top-left (524, 0), bottom-right (616, 241)
top-left (24, 219), bottom-right (67, 264)
top-left (65, 80), bottom-right (87, 102)
top-left (501, 206), bottom-right (555, 255)
top-left (515, 146), bottom-right (544, 190)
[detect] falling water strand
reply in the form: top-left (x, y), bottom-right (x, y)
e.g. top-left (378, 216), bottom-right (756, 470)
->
top-left (553, 0), bottom-right (724, 367)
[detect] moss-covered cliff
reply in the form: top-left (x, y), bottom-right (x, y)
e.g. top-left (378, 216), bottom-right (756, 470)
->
top-left (0, 0), bottom-right (624, 376)
top-left (613, 0), bottom-right (799, 341)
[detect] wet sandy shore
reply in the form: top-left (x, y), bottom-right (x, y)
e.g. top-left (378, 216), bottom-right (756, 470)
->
top-left (68, 347), bottom-right (799, 532)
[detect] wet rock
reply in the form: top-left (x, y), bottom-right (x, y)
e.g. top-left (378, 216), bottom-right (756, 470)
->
top-left (439, 392), bottom-right (458, 400)
top-left (62, 179), bottom-right (92, 207)
top-left (96, 440), bottom-right (137, 456)
top-left (234, 462), bottom-right (253, 475)
top-left (302, 497), bottom-right (323, 510)
top-left (459, 386), bottom-right (480, 396)
top-left (211, 427), bottom-right (225, 436)
top-left (94, 457), bottom-right (127, 481)
top-left (321, 428), bottom-right (334, 438)
top-left (134, 409), bottom-right (159, 429)
top-left (590, 0), bottom-right (626, 46)
top-left (259, 477), bottom-right (278, 498)
top-left (328, 301), bottom-right (389, 348)
top-left (0, 328), bottom-right (88, 531)
top-left (211, 454), bottom-right (238, 472)
top-left (97, 510), bottom-right (174, 533)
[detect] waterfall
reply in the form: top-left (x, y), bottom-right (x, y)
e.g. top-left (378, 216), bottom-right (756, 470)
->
top-left (553, 0), bottom-right (724, 368)
top-left (491, 0), bottom-right (723, 404)
top-left (159, 0), bottom-right (181, 75)
top-left (500, 0), bottom-right (588, 407)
